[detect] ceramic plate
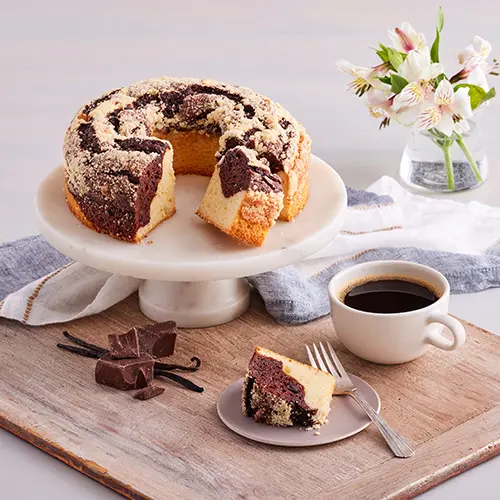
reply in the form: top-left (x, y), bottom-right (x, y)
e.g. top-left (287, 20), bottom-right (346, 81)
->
top-left (217, 375), bottom-right (380, 447)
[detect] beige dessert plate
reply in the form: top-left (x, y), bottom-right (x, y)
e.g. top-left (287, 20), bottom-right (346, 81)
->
top-left (217, 375), bottom-right (380, 447)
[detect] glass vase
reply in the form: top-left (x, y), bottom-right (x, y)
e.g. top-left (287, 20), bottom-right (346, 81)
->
top-left (399, 121), bottom-right (488, 193)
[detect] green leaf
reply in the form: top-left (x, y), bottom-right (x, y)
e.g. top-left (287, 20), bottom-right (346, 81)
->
top-left (378, 76), bottom-right (392, 85)
top-left (375, 43), bottom-right (390, 63)
top-left (436, 6), bottom-right (444, 32)
top-left (390, 74), bottom-right (409, 94)
top-left (430, 7), bottom-right (444, 63)
top-left (454, 83), bottom-right (486, 110)
top-left (430, 35), bottom-right (440, 63)
top-left (376, 43), bottom-right (405, 70)
top-left (387, 47), bottom-right (404, 71)
top-left (434, 73), bottom-right (447, 86)
top-left (479, 87), bottom-right (496, 106)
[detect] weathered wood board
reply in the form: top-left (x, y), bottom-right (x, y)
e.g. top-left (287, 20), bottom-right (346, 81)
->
top-left (1, 294), bottom-right (499, 499)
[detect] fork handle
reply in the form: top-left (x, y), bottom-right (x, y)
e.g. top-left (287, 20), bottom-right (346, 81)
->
top-left (347, 391), bottom-right (414, 458)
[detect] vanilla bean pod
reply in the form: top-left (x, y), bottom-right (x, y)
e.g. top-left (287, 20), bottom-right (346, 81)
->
top-left (57, 344), bottom-right (101, 359)
top-left (155, 356), bottom-right (201, 372)
top-left (62, 331), bottom-right (107, 356)
top-left (155, 370), bottom-right (204, 393)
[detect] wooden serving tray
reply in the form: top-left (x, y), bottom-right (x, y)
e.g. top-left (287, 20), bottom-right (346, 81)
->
top-left (1, 294), bottom-right (500, 500)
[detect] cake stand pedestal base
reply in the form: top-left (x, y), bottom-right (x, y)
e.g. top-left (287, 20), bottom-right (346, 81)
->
top-left (138, 278), bottom-right (251, 328)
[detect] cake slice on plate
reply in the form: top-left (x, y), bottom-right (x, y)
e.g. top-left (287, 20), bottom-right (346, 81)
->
top-left (242, 346), bottom-right (335, 428)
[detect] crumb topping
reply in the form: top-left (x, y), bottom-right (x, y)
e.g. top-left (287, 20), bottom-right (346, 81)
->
top-left (64, 77), bottom-right (308, 200)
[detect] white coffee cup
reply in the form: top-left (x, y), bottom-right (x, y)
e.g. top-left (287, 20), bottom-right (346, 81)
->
top-left (328, 261), bottom-right (466, 364)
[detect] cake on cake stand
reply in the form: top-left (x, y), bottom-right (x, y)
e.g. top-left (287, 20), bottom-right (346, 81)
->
top-left (36, 155), bottom-right (347, 328)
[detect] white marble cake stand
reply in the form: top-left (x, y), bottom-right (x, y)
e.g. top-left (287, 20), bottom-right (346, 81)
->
top-left (36, 155), bottom-right (347, 327)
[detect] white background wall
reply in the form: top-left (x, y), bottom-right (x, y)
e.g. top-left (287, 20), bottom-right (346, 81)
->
top-left (1, 1), bottom-right (499, 498)
top-left (2, 0), bottom-right (500, 242)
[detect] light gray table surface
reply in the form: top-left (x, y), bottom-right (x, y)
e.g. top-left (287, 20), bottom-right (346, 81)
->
top-left (1, 0), bottom-right (499, 498)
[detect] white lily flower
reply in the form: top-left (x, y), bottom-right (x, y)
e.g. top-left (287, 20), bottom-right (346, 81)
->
top-left (394, 104), bottom-right (424, 127)
top-left (388, 22), bottom-right (427, 54)
top-left (336, 59), bottom-right (391, 96)
top-left (416, 80), bottom-right (473, 136)
top-left (393, 81), bottom-right (434, 111)
top-left (365, 89), bottom-right (393, 118)
top-left (398, 49), bottom-right (444, 83)
top-left (452, 36), bottom-right (497, 90)
top-left (364, 88), bottom-right (422, 128)
top-left (467, 66), bottom-right (490, 91)
top-left (393, 49), bottom-right (443, 111)
top-left (457, 36), bottom-right (492, 66)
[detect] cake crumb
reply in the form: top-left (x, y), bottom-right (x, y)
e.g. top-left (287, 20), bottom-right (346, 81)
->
top-left (314, 431), bottom-right (321, 436)
top-left (304, 423), bottom-right (321, 431)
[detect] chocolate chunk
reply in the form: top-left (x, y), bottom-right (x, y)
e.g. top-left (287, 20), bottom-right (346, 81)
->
top-left (134, 385), bottom-right (165, 401)
top-left (108, 329), bottom-right (140, 359)
top-left (136, 368), bottom-right (150, 388)
top-left (95, 353), bottom-right (154, 390)
top-left (137, 321), bottom-right (177, 358)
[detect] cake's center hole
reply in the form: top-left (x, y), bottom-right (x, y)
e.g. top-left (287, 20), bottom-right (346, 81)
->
top-left (152, 130), bottom-right (220, 177)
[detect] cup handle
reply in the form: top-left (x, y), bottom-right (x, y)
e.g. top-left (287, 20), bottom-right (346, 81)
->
top-left (425, 313), bottom-right (466, 351)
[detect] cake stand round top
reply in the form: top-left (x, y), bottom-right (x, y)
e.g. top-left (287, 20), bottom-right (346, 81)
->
top-left (36, 155), bottom-right (347, 282)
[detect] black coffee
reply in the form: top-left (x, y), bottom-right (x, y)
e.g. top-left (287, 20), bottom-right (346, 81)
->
top-left (342, 278), bottom-right (438, 314)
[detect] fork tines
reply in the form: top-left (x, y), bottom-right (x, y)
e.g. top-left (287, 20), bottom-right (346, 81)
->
top-left (306, 341), bottom-right (349, 380)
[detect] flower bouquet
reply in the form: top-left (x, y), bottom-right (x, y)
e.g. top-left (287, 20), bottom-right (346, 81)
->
top-left (337, 8), bottom-right (498, 192)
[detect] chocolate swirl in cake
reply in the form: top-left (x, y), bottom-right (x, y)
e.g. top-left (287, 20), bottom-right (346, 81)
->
top-left (218, 147), bottom-right (282, 198)
top-left (243, 352), bottom-right (316, 427)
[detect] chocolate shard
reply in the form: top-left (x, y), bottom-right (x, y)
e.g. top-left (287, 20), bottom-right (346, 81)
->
top-left (108, 329), bottom-right (141, 359)
top-left (134, 385), bottom-right (165, 401)
top-left (95, 353), bottom-right (154, 390)
top-left (137, 321), bottom-right (177, 358)
top-left (136, 367), bottom-right (150, 388)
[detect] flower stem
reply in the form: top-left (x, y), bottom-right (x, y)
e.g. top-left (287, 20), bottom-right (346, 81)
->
top-left (455, 135), bottom-right (483, 182)
top-left (442, 142), bottom-right (454, 190)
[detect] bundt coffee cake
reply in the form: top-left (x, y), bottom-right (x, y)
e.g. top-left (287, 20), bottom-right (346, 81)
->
top-left (64, 77), bottom-right (311, 246)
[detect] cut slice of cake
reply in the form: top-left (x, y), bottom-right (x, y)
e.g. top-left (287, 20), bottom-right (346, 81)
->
top-left (196, 147), bottom-right (284, 247)
top-left (242, 346), bottom-right (335, 428)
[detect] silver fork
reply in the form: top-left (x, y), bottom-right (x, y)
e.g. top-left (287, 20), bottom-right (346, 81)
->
top-left (306, 341), bottom-right (414, 458)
